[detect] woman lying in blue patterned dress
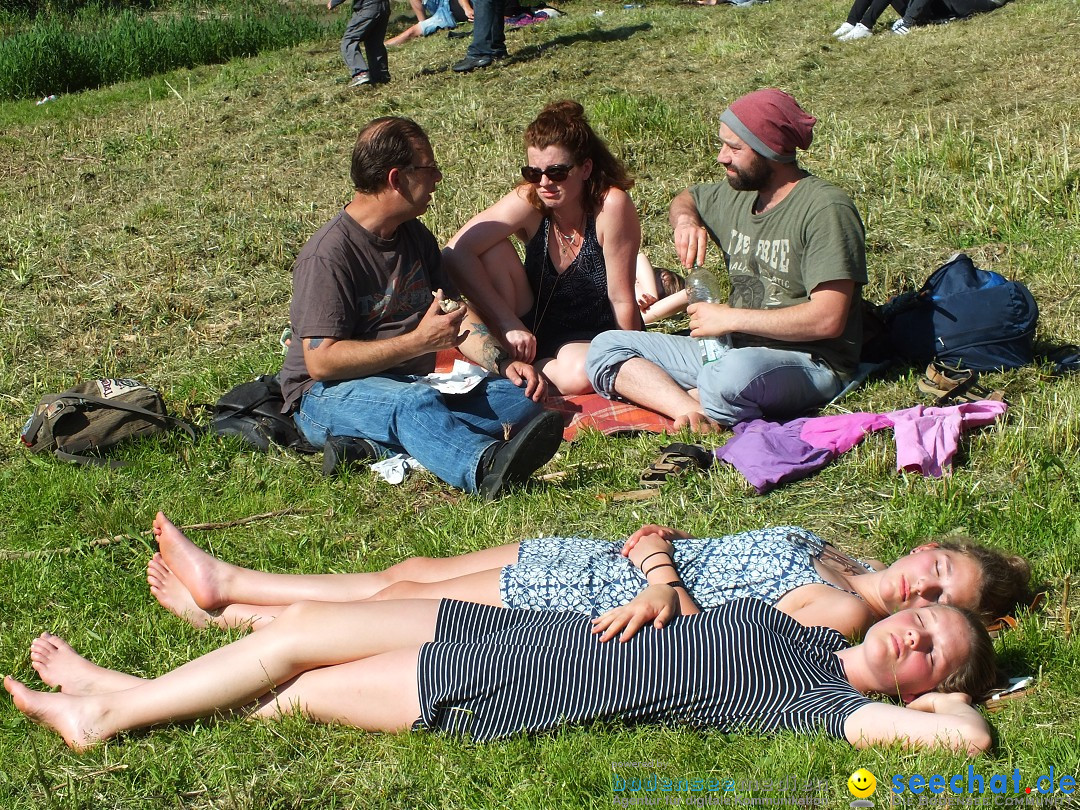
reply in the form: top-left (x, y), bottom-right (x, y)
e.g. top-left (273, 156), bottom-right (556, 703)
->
top-left (142, 513), bottom-right (1030, 641)
top-left (10, 596), bottom-right (998, 753)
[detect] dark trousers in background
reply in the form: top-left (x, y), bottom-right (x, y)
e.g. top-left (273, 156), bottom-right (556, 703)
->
top-left (341, 0), bottom-right (391, 80)
top-left (466, 0), bottom-right (507, 59)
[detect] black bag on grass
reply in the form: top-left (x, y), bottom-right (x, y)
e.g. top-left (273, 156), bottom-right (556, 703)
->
top-left (21, 378), bottom-right (197, 466)
top-left (881, 253), bottom-right (1038, 371)
top-left (212, 374), bottom-right (317, 454)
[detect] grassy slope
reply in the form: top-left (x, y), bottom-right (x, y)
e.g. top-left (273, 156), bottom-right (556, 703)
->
top-left (1, 0), bottom-right (1079, 807)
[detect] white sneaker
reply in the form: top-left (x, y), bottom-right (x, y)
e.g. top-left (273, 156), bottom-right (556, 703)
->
top-left (891, 17), bottom-right (911, 34)
top-left (839, 22), bottom-right (872, 40)
top-left (832, 22), bottom-right (855, 37)
top-left (348, 72), bottom-right (370, 87)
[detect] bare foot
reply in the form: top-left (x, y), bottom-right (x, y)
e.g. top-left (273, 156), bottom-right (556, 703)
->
top-left (672, 410), bottom-right (724, 434)
top-left (147, 553), bottom-right (219, 629)
top-left (4, 675), bottom-right (110, 751)
top-left (30, 633), bottom-right (144, 696)
top-left (153, 512), bottom-right (237, 610)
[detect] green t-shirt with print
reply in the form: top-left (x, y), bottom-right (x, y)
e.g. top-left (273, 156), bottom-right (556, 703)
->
top-left (690, 175), bottom-right (867, 377)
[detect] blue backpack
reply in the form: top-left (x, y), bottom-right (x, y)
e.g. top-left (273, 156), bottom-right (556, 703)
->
top-left (883, 253), bottom-right (1038, 371)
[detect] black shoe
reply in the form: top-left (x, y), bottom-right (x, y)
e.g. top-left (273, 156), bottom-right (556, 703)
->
top-left (323, 435), bottom-right (377, 477)
top-left (479, 410), bottom-right (563, 499)
top-left (452, 54), bottom-right (493, 73)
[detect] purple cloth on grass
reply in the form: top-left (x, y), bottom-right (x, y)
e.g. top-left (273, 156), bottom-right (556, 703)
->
top-left (715, 401), bottom-right (1008, 493)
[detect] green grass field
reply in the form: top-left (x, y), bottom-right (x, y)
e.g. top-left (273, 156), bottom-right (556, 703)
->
top-left (1, 0), bottom-right (1079, 806)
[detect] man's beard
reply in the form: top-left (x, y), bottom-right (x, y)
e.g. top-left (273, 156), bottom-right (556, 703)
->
top-left (726, 156), bottom-right (773, 191)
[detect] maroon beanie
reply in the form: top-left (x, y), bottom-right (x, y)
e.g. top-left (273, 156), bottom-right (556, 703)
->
top-left (719, 89), bottom-right (816, 163)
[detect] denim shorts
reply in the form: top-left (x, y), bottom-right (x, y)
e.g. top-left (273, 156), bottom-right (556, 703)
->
top-left (419, 0), bottom-right (457, 35)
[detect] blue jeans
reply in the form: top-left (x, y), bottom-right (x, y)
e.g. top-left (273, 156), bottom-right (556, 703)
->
top-left (466, 0), bottom-right (506, 59)
top-left (585, 331), bottom-right (843, 424)
top-left (294, 375), bottom-right (543, 492)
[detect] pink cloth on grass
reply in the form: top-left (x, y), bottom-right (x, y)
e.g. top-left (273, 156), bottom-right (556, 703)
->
top-left (717, 400), bottom-right (1008, 492)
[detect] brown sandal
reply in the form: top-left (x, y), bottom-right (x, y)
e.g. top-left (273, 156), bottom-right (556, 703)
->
top-left (917, 361), bottom-right (1006, 405)
top-left (639, 442), bottom-right (714, 488)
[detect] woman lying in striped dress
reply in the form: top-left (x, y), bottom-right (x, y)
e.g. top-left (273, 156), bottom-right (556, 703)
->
top-left (8, 595), bottom-right (997, 753)
top-left (144, 513), bottom-right (1030, 641)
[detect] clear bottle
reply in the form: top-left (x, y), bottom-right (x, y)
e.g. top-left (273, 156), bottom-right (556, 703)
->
top-left (685, 266), bottom-right (726, 364)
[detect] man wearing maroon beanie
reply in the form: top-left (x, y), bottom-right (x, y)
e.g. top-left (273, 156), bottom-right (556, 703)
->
top-left (586, 89), bottom-right (867, 431)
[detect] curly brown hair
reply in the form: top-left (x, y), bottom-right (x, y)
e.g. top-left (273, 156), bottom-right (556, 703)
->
top-left (520, 100), bottom-right (633, 215)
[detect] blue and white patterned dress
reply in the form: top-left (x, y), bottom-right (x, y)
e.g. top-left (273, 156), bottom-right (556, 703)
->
top-left (498, 526), bottom-right (871, 616)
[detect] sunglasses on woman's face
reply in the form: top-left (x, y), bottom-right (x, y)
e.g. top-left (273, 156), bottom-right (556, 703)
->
top-left (520, 164), bottom-right (574, 183)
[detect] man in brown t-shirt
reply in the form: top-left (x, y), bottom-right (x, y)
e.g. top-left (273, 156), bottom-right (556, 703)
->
top-left (280, 117), bottom-right (563, 498)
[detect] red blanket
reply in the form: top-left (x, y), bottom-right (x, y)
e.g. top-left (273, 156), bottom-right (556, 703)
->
top-left (435, 350), bottom-right (673, 441)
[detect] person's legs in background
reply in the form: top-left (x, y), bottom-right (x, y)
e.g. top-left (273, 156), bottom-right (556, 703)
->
top-left (453, 0), bottom-right (505, 72)
top-left (341, 0), bottom-right (390, 85)
top-left (361, 0), bottom-right (391, 82)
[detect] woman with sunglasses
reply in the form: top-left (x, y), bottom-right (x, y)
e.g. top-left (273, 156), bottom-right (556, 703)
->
top-left (443, 100), bottom-right (645, 394)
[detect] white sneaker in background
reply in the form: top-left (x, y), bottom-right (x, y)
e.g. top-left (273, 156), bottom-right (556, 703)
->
top-left (839, 22), bottom-right (873, 40)
top-left (832, 22), bottom-right (855, 36)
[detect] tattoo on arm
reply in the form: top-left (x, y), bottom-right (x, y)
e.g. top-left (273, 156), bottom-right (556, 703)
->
top-left (467, 319), bottom-right (508, 373)
top-left (484, 343), bottom-right (509, 373)
top-left (306, 338), bottom-right (324, 349)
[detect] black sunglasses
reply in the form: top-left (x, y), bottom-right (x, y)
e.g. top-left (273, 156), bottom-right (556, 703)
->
top-left (520, 164), bottom-right (574, 183)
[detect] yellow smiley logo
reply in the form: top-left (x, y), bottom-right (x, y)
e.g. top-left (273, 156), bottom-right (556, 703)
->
top-left (847, 768), bottom-right (877, 798)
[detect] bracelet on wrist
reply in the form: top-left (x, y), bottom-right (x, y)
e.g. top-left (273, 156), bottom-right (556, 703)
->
top-left (638, 550), bottom-right (670, 571)
top-left (643, 562), bottom-right (676, 577)
top-left (664, 580), bottom-right (687, 590)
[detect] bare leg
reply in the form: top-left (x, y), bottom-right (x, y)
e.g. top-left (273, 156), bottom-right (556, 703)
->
top-left (612, 357), bottom-right (722, 433)
top-left (476, 238), bottom-right (534, 317)
top-left (5, 599), bottom-right (441, 751)
top-left (253, 648), bottom-right (421, 732)
top-left (367, 568), bottom-right (503, 604)
top-left (30, 633), bottom-right (145, 696)
top-left (535, 341), bottom-right (593, 395)
top-left (153, 511), bottom-right (517, 610)
top-left (166, 569), bottom-right (505, 631)
top-left (385, 23), bottom-right (422, 46)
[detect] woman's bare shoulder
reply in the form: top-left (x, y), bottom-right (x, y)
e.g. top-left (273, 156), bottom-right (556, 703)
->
top-left (597, 185), bottom-right (636, 213)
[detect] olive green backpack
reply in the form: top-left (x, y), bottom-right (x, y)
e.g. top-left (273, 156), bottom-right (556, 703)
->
top-left (20, 378), bottom-right (197, 466)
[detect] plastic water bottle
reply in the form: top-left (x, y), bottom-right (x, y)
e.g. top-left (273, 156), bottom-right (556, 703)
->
top-left (685, 266), bottom-right (726, 364)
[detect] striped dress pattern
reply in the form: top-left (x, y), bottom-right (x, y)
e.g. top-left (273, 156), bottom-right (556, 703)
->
top-left (415, 597), bottom-right (872, 742)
